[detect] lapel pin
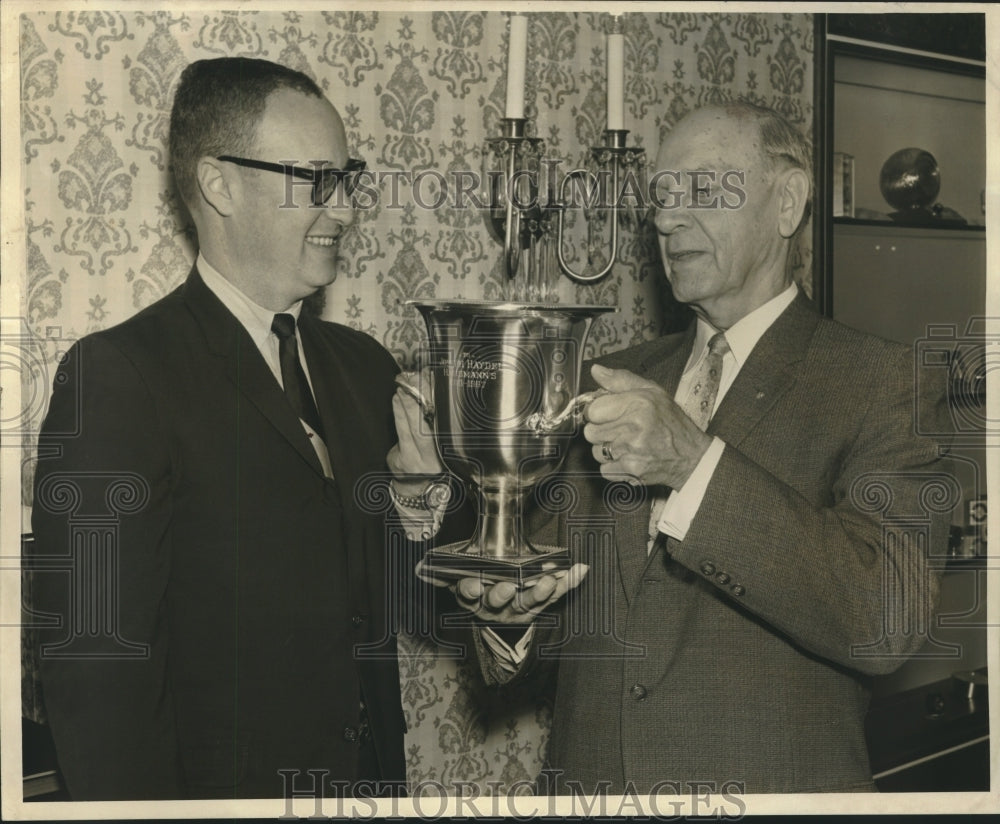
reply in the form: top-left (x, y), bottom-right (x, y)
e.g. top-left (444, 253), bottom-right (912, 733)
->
top-left (755, 391), bottom-right (765, 400)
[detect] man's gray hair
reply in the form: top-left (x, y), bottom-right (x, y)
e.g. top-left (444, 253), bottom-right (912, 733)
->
top-left (724, 101), bottom-right (813, 227)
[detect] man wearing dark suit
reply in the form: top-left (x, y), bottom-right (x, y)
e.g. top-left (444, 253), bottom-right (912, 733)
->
top-left (30, 57), bottom-right (411, 800)
top-left (392, 103), bottom-right (954, 793)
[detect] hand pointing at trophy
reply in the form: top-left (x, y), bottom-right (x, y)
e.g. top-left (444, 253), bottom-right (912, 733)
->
top-left (583, 364), bottom-right (714, 490)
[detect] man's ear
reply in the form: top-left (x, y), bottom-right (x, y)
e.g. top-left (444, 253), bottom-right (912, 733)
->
top-left (777, 167), bottom-right (810, 238)
top-left (196, 157), bottom-right (236, 217)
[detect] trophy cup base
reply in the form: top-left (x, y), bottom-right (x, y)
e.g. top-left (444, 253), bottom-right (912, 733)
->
top-left (422, 542), bottom-right (571, 587)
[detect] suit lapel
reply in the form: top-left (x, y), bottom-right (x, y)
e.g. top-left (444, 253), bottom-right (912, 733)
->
top-left (182, 267), bottom-right (326, 477)
top-left (640, 323), bottom-right (697, 393)
top-left (297, 314), bottom-right (379, 601)
top-left (708, 293), bottom-right (818, 446)
top-left (611, 296), bottom-right (820, 601)
top-left (612, 326), bottom-right (696, 603)
top-left (297, 314), bottom-right (368, 491)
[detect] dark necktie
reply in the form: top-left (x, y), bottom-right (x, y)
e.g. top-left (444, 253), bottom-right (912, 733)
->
top-left (271, 313), bottom-right (325, 441)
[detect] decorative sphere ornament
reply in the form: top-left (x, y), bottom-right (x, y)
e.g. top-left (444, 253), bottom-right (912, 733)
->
top-left (879, 148), bottom-right (941, 213)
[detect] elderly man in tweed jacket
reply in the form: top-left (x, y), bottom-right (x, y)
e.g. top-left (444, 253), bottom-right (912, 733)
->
top-left (390, 102), bottom-right (954, 794)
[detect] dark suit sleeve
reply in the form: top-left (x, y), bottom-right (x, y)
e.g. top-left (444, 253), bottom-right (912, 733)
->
top-left (30, 335), bottom-right (182, 799)
top-left (468, 620), bottom-right (561, 689)
top-left (669, 345), bottom-right (953, 675)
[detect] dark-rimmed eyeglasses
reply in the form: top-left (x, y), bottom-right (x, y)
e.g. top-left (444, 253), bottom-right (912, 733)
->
top-left (216, 156), bottom-right (367, 207)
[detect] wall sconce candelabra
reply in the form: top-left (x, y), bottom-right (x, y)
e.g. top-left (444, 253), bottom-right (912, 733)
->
top-left (554, 127), bottom-right (645, 283)
top-left (484, 116), bottom-right (544, 280)
top-left (485, 13), bottom-right (645, 297)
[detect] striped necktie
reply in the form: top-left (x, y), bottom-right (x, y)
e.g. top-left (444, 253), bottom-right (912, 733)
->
top-left (271, 313), bottom-right (325, 441)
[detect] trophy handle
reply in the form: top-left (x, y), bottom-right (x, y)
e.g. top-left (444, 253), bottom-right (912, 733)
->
top-left (394, 372), bottom-right (435, 423)
top-left (525, 389), bottom-right (609, 434)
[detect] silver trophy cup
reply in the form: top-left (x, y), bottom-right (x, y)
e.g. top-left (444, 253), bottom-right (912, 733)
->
top-left (402, 300), bottom-right (614, 585)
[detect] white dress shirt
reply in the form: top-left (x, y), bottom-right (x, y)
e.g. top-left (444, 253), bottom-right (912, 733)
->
top-left (197, 254), bottom-right (334, 478)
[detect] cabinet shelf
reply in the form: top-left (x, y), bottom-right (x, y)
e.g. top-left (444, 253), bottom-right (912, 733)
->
top-left (833, 217), bottom-right (985, 232)
top-left (943, 555), bottom-right (988, 572)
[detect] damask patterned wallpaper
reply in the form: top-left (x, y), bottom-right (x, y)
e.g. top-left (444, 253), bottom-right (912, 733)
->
top-left (16, 8), bottom-right (814, 793)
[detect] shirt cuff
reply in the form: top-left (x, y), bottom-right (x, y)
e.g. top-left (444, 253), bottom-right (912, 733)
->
top-left (479, 624), bottom-right (535, 674)
top-left (656, 437), bottom-right (726, 541)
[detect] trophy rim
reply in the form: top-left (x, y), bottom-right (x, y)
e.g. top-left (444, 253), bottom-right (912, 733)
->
top-left (406, 298), bottom-right (618, 314)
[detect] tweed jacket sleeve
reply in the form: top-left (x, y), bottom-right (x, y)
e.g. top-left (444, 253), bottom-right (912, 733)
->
top-left (669, 337), bottom-right (953, 675)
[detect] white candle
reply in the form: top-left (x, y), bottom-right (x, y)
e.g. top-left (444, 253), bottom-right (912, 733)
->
top-left (606, 16), bottom-right (625, 130)
top-left (505, 14), bottom-right (528, 119)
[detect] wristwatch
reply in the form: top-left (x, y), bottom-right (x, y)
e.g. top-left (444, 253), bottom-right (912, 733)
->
top-left (390, 477), bottom-right (452, 510)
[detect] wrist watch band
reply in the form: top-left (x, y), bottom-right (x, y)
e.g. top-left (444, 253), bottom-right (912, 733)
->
top-left (390, 477), bottom-right (452, 510)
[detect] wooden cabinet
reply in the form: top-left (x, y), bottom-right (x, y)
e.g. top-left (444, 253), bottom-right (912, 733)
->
top-left (831, 223), bottom-right (985, 344)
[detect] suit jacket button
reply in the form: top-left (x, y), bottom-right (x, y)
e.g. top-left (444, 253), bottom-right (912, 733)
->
top-left (700, 561), bottom-right (716, 576)
top-left (629, 683), bottom-right (647, 701)
top-left (731, 584), bottom-right (746, 596)
top-left (343, 726), bottom-right (358, 743)
top-left (715, 572), bottom-right (731, 585)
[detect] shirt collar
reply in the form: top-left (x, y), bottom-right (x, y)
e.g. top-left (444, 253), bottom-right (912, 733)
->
top-left (686, 282), bottom-right (799, 373)
top-left (197, 253), bottom-right (303, 348)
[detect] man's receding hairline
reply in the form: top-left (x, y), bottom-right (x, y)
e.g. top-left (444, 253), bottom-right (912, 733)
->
top-left (253, 88), bottom-right (345, 164)
top-left (662, 109), bottom-right (767, 166)
top-left (690, 105), bottom-right (806, 175)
